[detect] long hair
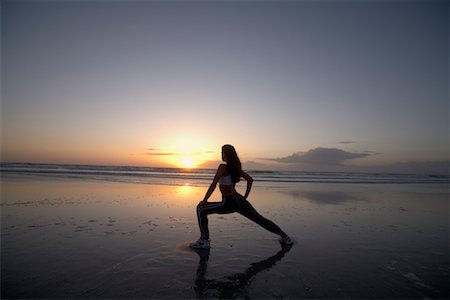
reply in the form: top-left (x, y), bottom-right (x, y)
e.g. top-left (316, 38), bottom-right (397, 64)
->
top-left (222, 144), bottom-right (241, 183)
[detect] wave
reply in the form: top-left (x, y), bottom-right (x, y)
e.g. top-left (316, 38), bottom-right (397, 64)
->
top-left (1, 163), bottom-right (448, 184)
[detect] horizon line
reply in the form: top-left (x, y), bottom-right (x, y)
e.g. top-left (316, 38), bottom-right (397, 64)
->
top-left (1, 160), bottom-right (449, 176)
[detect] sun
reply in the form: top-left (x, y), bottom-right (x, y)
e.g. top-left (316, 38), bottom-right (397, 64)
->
top-left (150, 132), bottom-right (218, 169)
top-left (165, 154), bottom-right (204, 169)
top-left (181, 157), bottom-right (194, 169)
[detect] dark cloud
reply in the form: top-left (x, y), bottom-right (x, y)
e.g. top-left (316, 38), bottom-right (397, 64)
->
top-left (266, 147), bottom-right (371, 165)
top-left (363, 150), bottom-right (381, 155)
top-left (338, 141), bottom-right (356, 144)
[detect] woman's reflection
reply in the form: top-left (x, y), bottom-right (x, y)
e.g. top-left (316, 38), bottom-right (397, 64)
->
top-left (194, 244), bottom-right (293, 299)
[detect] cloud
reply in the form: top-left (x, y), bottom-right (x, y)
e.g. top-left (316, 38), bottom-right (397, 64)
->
top-left (337, 141), bottom-right (356, 144)
top-left (266, 147), bottom-right (371, 165)
top-left (145, 148), bottom-right (215, 157)
top-left (147, 152), bottom-right (177, 156)
top-left (146, 148), bottom-right (177, 156)
top-left (362, 150), bottom-right (381, 155)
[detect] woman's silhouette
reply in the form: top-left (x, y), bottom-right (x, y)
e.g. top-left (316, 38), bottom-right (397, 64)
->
top-left (191, 144), bottom-right (292, 249)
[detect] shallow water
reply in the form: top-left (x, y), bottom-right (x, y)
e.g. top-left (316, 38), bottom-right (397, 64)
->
top-left (1, 174), bottom-right (448, 299)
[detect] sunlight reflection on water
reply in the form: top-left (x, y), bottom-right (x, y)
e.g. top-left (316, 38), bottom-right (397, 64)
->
top-left (1, 174), bottom-right (448, 299)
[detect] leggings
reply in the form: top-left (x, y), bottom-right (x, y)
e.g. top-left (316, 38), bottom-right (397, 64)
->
top-left (196, 194), bottom-right (286, 240)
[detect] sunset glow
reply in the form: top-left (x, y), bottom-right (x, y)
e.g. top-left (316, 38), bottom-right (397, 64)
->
top-left (182, 158), bottom-right (193, 168)
top-left (1, 2), bottom-right (448, 298)
top-left (175, 183), bottom-right (197, 197)
top-left (165, 155), bottom-right (200, 169)
top-left (2, 1), bottom-right (447, 174)
top-left (165, 153), bottom-right (211, 169)
top-left (145, 132), bottom-right (219, 169)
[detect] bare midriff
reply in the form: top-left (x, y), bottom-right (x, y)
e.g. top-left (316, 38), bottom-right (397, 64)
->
top-left (219, 184), bottom-right (237, 197)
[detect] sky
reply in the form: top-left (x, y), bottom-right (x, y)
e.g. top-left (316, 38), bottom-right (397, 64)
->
top-left (1, 0), bottom-right (449, 173)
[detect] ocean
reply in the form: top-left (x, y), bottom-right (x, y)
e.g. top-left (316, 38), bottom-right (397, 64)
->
top-left (1, 162), bottom-right (448, 185)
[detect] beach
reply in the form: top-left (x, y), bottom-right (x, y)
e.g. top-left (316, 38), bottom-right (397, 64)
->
top-left (3, 0), bottom-right (448, 298)
top-left (1, 170), bottom-right (448, 299)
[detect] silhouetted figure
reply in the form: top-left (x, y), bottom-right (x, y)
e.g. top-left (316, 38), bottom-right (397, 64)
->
top-left (191, 144), bottom-right (293, 249)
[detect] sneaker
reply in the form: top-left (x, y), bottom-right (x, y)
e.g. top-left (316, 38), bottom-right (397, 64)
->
top-left (190, 239), bottom-right (211, 249)
top-left (280, 236), bottom-right (293, 246)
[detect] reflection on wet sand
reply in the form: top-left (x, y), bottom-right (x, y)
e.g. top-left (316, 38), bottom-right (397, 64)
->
top-left (193, 244), bottom-right (293, 299)
top-left (2, 174), bottom-right (448, 299)
top-left (286, 190), bottom-right (363, 205)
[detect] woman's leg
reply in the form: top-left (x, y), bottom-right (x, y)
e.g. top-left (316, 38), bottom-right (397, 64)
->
top-left (236, 199), bottom-right (287, 237)
top-left (196, 201), bottom-right (234, 240)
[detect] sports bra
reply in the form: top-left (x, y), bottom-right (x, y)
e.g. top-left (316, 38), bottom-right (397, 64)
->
top-left (219, 175), bottom-right (234, 186)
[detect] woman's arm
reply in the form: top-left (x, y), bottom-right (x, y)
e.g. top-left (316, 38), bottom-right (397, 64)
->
top-left (241, 170), bottom-right (253, 199)
top-left (200, 164), bottom-right (226, 204)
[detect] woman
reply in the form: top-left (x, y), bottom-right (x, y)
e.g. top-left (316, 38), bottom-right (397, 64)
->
top-left (191, 144), bottom-right (293, 249)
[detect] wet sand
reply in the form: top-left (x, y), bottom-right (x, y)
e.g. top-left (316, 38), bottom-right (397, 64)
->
top-left (1, 174), bottom-right (448, 299)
